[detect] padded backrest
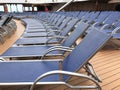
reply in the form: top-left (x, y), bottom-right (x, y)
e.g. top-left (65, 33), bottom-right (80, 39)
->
top-left (104, 12), bottom-right (120, 24)
top-left (72, 11), bottom-right (80, 17)
top-left (50, 14), bottom-right (57, 23)
top-left (62, 29), bottom-right (111, 81)
top-left (89, 12), bottom-right (100, 21)
top-left (114, 20), bottom-right (120, 28)
top-left (62, 21), bottom-right (89, 47)
top-left (58, 17), bottom-right (72, 30)
top-left (52, 15), bottom-right (61, 25)
top-left (56, 15), bottom-right (66, 27)
top-left (81, 12), bottom-right (92, 21)
top-left (47, 13), bottom-right (54, 22)
top-left (60, 18), bottom-right (79, 36)
top-left (78, 11), bottom-right (87, 19)
top-left (58, 18), bottom-right (79, 42)
top-left (95, 12), bottom-right (109, 23)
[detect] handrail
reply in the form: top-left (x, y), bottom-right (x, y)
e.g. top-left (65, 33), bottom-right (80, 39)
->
top-left (56, 0), bottom-right (88, 12)
top-left (56, 0), bottom-right (74, 12)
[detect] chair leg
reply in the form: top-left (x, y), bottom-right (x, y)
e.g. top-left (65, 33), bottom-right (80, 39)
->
top-left (0, 35), bottom-right (5, 44)
top-left (84, 62), bottom-right (102, 82)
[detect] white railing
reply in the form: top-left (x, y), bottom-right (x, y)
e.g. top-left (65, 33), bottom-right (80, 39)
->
top-left (0, 0), bottom-right (66, 3)
top-left (56, 0), bottom-right (88, 11)
top-left (56, 0), bottom-right (74, 12)
top-left (0, 0), bottom-right (26, 3)
top-left (0, 0), bottom-right (88, 4)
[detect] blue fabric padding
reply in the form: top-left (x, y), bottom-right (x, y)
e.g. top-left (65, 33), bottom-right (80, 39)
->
top-left (1, 46), bottom-right (58, 57)
top-left (95, 12), bottom-right (109, 23)
top-left (103, 12), bottom-right (120, 25)
top-left (27, 22), bottom-right (46, 28)
top-left (26, 29), bottom-right (47, 32)
top-left (15, 37), bottom-right (57, 45)
top-left (23, 31), bottom-right (55, 37)
top-left (57, 17), bottom-right (72, 31)
top-left (60, 19), bottom-right (79, 37)
top-left (52, 15), bottom-right (61, 25)
top-left (22, 33), bottom-right (49, 37)
top-left (0, 61), bottom-right (60, 83)
top-left (87, 12), bottom-right (100, 24)
top-left (28, 26), bottom-right (45, 29)
top-left (102, 21), bottom-right (120, 33)
top-left (62, 22), bottom-right (89, 47)
top-left (57, 19), bottom-right (79, 42)
top-left (55, 15), bottom-right (66, 27)
top-left (62, 29), bottom-right (111, 81)
top-left (54, 17), bottom-right (72, 36)
top-left (102, 29), bottom-right (113, 33)
top-left (113, 34), bottom-right (120, 39)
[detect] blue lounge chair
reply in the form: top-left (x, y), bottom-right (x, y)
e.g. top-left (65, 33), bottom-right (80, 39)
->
top-left (15, 18), bottom-right (79, 45)
top-left (21, 18), bottom-right (45, 30)
top-left (27, 14), bottom-right (61, 30)
top-left (0, 29), bottom-right (111, 90)
top-left (44, 15), bottom-right (66, 30)
top-left (77, 11), bottom-right (87, 19)
top-left (109, 27), bottom-right (120, 49)
top-left (86, 11), bottom-right (100, 24)
top-left (93, 11), bottom-right (110, 25)
top-left (86, 12), bottom-right (120, 34)
top-left (100, 20), bottom-right (120, 33)
top-left (112, 27), bottom-right (120, 39)
top-left (22, 14), bottom-right (61, 30)
top-left (24, 14), bottom-right (58, 29)
top-left (21, 16), bottom-right (70, 38)
top-left (24, 16), bottom-right (71, 33)
top-left (93, 12), bottom-right (120, 30)
top-left (1, 21), bottom-right (89, 59)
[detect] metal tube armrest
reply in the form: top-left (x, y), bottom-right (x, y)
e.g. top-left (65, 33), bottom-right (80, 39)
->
top-left (0, 57), bottom-right (5, 61)
top-left (45, 36), bottom-right (67, 44)
top-left (100, 24), bottom-right (111, 30)
top-left (41, 47), bottom-right (73, 59)
top-left (112, 27), bottom-right (120, 35)
top-left (47, 29), bottom-right (61, 34)
top-left (93, 22), bottom-right (102, 27)
top-left (30, 70), bottom-right (101, 90)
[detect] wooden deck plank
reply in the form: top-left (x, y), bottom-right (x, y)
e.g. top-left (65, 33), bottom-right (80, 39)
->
top-left (93, 59), bottom-right (120, 71)
top-left (90, 50), bottom-right (119, 65)
top-left (112, 85), bottom-right (120, 90)
top-left (100, 72), bottom-right (120, 87)
top-left (102, 78), bottom-right (120, 90)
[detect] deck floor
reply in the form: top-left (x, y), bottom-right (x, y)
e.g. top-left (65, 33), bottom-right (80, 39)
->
top-left (0, 20), bottom-right (120, 90)
top-left (91, 49), bottom-right (120, 90)
top-left (39, 49), bottom-right (120, 90)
